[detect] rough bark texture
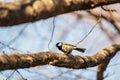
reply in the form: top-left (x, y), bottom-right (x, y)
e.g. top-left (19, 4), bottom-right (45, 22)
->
top-left (97, 59), bottom-right (111, 80)
top-left (0, 0), bottom-right (119, 26)
top-left (0, 42), bottom-right (119, 71)
top-left (97, 41), bottom-right (119, 80)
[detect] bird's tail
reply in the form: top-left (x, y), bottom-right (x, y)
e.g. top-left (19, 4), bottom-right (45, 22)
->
top-left (74, 47), bottom-right (86, 53)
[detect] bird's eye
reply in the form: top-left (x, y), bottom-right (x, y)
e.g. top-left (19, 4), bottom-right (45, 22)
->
top-left (58, 43), bottom-right (62, 46)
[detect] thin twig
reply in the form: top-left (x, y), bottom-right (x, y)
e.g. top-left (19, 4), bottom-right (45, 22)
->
top-left (6, 70), bottom-right (16, 80)
top-left (75, 14), bottom-right (101, 46)
top-left (101, 6), bottom-right (116, 12)
top-left (0, 41), bottom-right (24, 53)
top-left (48, 17), bottom-right (56, 51)
top-left (0, 24), bottom-right (28, 52)
top-left (16, 70), bottom-right (27, 80)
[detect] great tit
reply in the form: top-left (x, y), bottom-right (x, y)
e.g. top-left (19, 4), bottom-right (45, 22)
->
top-left (56, 42), bottom-right (86, 54)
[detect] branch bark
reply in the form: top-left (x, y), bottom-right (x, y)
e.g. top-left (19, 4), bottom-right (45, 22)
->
top-left (0, 0), bottom-right (119, 26)
top-left (0, 42), bottom-right (119, 71)
top-left (97, 58), bottom-right (111, 80)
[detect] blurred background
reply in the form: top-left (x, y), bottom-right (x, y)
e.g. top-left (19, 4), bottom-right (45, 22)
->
top-left (0, 0), bottom-right (120, 80)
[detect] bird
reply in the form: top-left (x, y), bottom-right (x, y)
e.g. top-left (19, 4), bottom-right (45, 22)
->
top-left (56, 42), bottom-right (86, 54)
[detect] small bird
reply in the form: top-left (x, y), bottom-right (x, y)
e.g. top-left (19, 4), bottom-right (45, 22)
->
top-left (56, 42), bottom-right (86, 54)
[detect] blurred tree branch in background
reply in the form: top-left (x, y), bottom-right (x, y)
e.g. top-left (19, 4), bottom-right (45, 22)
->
top-left (0, 0), bottom-right (119, 26)
top-left (88, 10), bottom-right (120, 34)
top-left (87, 10), bottom-right (116, 42)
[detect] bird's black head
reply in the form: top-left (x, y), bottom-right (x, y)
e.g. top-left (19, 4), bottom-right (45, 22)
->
top-left (56, 42), bottom-right (63, 49)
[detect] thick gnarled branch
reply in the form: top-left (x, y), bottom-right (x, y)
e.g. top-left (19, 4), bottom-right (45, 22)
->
top-left (0, 42), bottom-right (119, 71)
top-left (0, 0), bottom-right (119, 26)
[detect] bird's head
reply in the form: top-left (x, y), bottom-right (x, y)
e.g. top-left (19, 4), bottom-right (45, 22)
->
top-left (56, 42), bottom-right (63, 48)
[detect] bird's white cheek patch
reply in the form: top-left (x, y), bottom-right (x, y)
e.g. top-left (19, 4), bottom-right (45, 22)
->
top-left (58, 43), bottom-right (62, 46)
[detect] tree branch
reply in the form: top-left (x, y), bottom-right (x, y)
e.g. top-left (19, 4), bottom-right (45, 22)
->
top-left (0, 42), bottom-right (119, 71)
top-left (97, 55), bottom-right (112, 80)
top-left (88, 10), bottom-right (120, 33)
top-left (87, 10), bottom-right (116, 42)
top-left (0, 0), bottom-right (119, 26)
